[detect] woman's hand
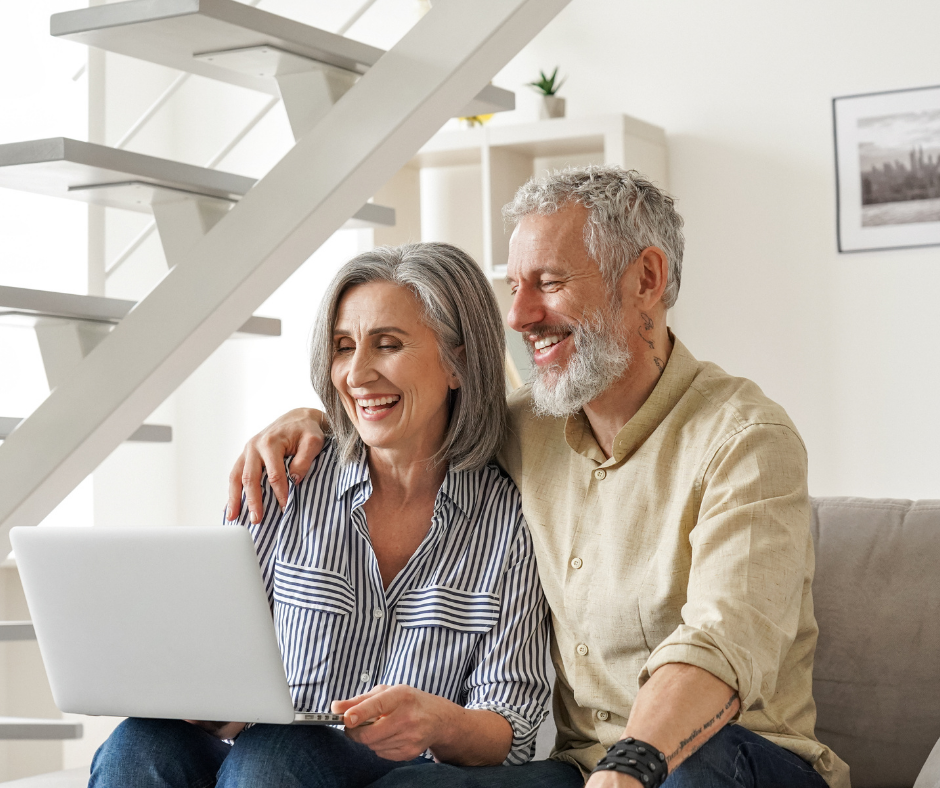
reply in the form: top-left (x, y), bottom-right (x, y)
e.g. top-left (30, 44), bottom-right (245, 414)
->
top-left (332, 684), bottom-right (512, 765)
top-left (226, 408), bottom-right (326, 524)
top-left (185, 720), bottom-right (246, 740)
top-left (333, 684), bottom-right (446, 761)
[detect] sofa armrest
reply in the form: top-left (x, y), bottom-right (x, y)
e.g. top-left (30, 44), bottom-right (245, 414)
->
top-left (915, 737), bottom-right (940, 788)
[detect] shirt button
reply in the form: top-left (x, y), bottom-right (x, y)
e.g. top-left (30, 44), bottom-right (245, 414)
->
top-left (593, 469), bottom-right (606, 480)
top-left (359, 672), bottom-right (371, 683)
top-left (597, 710), bottom-right (610, 721)
top-left (576, 643), bottom-right (589, 656)
top-left (570, 557), bottom-right (583, 569)
top-left (372, 608), bottom-right (384, 619)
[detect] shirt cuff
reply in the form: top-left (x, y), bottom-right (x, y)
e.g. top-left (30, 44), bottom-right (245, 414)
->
top-left (638, 624), bottom-right (762, 714)
top-left (465, 702), bottom-right (548, 765)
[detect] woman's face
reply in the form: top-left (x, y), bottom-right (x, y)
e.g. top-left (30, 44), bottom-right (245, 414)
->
top-left (331, 282), bottom-right (459, 458)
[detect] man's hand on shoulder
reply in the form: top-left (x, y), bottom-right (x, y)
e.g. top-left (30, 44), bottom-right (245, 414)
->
top-left (226, 408), bottom-right (325, 524)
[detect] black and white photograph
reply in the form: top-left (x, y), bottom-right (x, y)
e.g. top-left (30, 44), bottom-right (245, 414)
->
top-left (834, 84), bottom-right (940, 252)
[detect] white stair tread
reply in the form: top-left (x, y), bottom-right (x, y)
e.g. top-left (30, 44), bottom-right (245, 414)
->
top-left (0, 621), bottom-right (35, 641)
top-left (0, 767), bottom-right (89, 788)
top-left (0, 138), bottom-right (394, 228)
top-left (0, 284), bottom-right (280, 338)
top-left (0, 718), bottom-right (83, 741)
top-left (0, 416), bottom-right (171, 444)
top-left (51, 0), bottom-right (513, 117)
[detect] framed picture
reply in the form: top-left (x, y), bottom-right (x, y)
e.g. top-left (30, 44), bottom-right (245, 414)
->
top-left (833, 84), bottom-right (940, 252)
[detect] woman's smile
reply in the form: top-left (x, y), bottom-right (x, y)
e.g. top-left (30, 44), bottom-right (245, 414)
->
top-left (355, 394), bottom-right (401, 419)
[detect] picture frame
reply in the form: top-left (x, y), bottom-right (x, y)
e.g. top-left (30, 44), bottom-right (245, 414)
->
top-left (833, 84), bottom-right (940, 253)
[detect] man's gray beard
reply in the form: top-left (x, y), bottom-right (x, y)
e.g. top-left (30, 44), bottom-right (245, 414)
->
top-left (527, 308), bottom-right (633, 419)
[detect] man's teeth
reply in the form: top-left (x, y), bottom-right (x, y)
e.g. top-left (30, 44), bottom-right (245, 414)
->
top-left (534, 335), bottom-right (566, 351)
top-left (357, 396), bottom-right (400, 408)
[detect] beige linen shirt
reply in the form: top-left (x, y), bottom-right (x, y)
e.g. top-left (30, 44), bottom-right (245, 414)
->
top-left (499, 336), bottom-right (849, 787)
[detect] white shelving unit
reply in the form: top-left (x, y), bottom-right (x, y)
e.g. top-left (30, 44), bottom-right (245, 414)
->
top-left (373, 114), bottom-right (669, 382)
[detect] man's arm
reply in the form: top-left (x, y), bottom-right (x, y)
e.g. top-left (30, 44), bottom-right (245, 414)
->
top-left (226, 408), bottom-right (326, 523)
top-left (593, 422), bottom-right (811, 785)
top-left (586, 663), bottom-right (739, 787)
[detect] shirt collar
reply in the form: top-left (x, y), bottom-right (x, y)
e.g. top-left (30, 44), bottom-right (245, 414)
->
top-left (335, 442), bottom-right (481, 522)
top-left (437, 463), bottom-right (482, 522)
top-left (564, 332), bottom-right (702, 465)
top-left (336, 443), bottom-right (371, 499)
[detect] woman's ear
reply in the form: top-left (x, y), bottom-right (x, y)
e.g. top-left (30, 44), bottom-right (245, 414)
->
top-left (449, 345), bottom-right (465, 390)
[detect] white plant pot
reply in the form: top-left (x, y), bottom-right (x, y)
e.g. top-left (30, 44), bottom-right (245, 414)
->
top-left (539, 95), bottom-right (566, 120)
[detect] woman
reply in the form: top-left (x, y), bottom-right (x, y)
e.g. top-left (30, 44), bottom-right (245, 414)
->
top-left (88, 243), bottom-right (552, 788)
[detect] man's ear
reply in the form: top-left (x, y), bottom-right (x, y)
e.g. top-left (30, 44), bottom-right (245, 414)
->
top-left (626, 246), bottom-right (669, 308)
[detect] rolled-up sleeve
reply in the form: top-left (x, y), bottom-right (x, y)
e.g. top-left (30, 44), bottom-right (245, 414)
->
top-left (638, 422), bottom-right (812, 713)
top-left (463, 515), bottom-right (552, 764)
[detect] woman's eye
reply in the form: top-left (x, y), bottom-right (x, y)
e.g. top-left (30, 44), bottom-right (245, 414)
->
top-left (334, 345), bottom-right (354, 354)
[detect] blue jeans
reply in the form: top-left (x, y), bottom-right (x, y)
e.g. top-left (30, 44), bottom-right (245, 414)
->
top-left (663, 725), bottom-right (829, 787)
top-left (88, 718), bottom-right (427, 788)
top-left (366, 759), bottom-right (582, 788)
top-left (367, 726), bottom-right (827, 787)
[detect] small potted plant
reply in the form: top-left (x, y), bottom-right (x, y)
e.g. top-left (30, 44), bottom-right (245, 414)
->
top-left (529, 67), bottom-right (566, 120)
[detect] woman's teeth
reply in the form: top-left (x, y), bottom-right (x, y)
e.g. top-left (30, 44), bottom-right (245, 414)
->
top-left (357, 396), bottom-right (400, 410)
top-left (533, 335), bottom-right (566, 353)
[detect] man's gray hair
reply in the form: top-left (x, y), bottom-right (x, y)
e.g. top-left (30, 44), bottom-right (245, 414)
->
top-left (502, 165), bottom-right (685, 308)
top-left (310, 242), bottom-right (508, 471)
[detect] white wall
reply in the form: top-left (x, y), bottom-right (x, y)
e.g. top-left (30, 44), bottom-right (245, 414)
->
top-left (493, 0), bottom-right (940, 499)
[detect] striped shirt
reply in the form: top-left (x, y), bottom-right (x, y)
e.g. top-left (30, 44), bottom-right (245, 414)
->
top-left (229, 439), bottom-right (551, 764)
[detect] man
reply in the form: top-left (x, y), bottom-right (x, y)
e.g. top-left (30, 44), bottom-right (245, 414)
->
top-left (227, 166), bottom-right (849, 788)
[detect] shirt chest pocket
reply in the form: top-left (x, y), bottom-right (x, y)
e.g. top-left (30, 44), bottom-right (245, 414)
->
top-left (273, 561), bottom-right (355, 616)
top-left (395, 586), bottom-right (501, 634)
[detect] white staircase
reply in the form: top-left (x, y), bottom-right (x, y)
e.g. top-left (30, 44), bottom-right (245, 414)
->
top-left (0, 0), bottom-right (570, 782)
top-left (0, 622), bottom-right (35, 642)
top-left (0, 623), bottom-right (82, 745)
top-left (50, 0), bottom-right (515, 140)
top-left (0, 282), bottom-right (278, 444)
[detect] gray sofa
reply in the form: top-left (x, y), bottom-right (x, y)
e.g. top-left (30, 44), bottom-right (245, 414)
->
top-left (4, 497), bottom-right (940, 787)
top-left (811, 498), bottom-right (940, 788)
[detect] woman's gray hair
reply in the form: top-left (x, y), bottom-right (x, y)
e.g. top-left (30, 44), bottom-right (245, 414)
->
top-left (310, 242), bottom-right (508, 472)
top-left (502, 165), bottom-right (685, 309)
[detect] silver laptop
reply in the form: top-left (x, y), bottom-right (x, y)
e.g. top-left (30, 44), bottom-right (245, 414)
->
top-left (10, 526), bottom-right (342, 725)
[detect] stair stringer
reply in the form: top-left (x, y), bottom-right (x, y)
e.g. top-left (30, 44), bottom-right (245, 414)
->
top-left (0, 0), bottom-right (571, 553)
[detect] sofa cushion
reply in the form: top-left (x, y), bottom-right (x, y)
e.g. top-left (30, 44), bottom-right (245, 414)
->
top-left (811, 497), bottom-right (940, 788)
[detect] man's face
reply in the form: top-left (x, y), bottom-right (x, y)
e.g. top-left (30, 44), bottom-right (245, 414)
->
top-left (506, 204), bottom-right (633, 417)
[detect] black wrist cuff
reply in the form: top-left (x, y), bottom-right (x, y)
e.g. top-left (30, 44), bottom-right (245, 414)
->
top-left (592, 738), bottom-right (667, 787)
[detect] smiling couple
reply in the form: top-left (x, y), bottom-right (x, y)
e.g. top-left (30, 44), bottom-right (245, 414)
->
top-left (89, 166), bottom-right (848, 788)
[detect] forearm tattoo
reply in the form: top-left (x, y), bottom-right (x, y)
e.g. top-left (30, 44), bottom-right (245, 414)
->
top-left (665, 692), bottom-right (739, 766)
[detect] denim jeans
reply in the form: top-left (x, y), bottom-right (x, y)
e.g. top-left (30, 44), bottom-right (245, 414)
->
top-left (367, 725), bottom-right (828, 788)
top-left (88, 718), bottom-right (428, 788)
top-left (366, 758), bottom-right (583, 788)
top-left (662, 725), bottom-right (829, 787)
